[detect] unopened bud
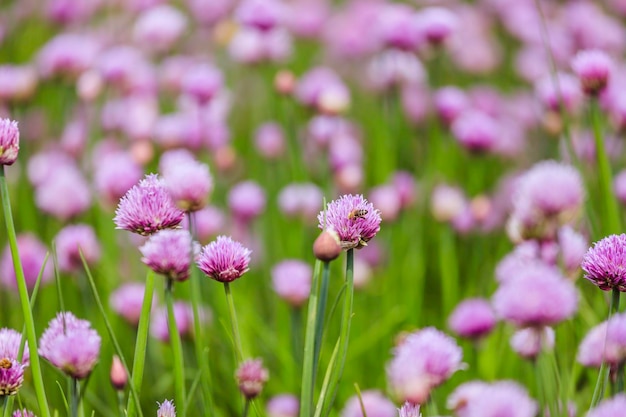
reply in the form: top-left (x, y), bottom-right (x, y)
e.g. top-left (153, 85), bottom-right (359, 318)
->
top-left (236, 358), bottom-right (269, 400)
top-left (110, 355), bottom-right (127, 391)
top-left (313, 229), bottom-right (342, 262)
top-left (274, 70), bottom-right (296, 95)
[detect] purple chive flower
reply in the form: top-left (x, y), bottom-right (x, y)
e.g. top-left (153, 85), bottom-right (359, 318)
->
top-left (54, 224), bottom-right (101, 274)
top-left (434, 87), bottom-right (469, 125)
top-left (35, 164), bottom-right (91, 221)
top-left (12, 410), bottom-right (36, 417)
top-left (448, 298), bottom-right (496, 340)
top-left (271, 260), bottom-right (312, 307)
top-left (448, 380), bottom-right (537, 417)
top-left (0, 233), bottom-right (54, 291)
top-left (163, 159), bottom-right (213, 212)
top-left (341, 390), bottom-right (396, 417)
top-left (614, 170), bottom-right (626, 205)
top-left (157, 400), bottom-right (176, 417)
top-left (254, 122), bottom-right (285, 160)
top-left (492, 265), bottom-right (578, 327)
top-left (0, 358), bottom-right (24, 396)
top-left (0, 118), bottom-right (19, 166)
top-left (535, 72), bottom-right (583, 113)
top-left (267, 394), bottom-right (299, 417)
top-left (451, 110), bottom-right (499, 153)
top-left (196, 236), bottom-right (252, 283)
top-left (39, 312), bottom-right (101, 379)
top-left (114, 174), bottom-right (185, 236)
top-left (181, 62), bottom-right (223, 105)
top-left (110, 355), bottom-right (127, 391)
top-left (510, 327), bottom-right (555, 360)
top-left (110, 283), bottom-right (154, 326)
top-left (558, 226), bottom-right (588, 276)
top-left (235, 358), bottom-right (269, 399)
top-left (369, 185), bottom-right (401, 223)
top-left (571, 49), bottom-right (613, 96)
top-left (0, 329), bottom-right (28, 366)
top-left (185, 206), bottom-right (225, 243)
top-left (415, 7), bottom-right (458, 46)
top-left (150, 302), bottom-right (205, 342)
top-left (582, 234), bottom-right (626, 291)
top-left (133, 5), bottom-right (188, 53)
top-left (318, 194), bottom-right (381, 250)
top-left (228, 181), bottom-right (267, 223)
top-left (587, 394), bottom-right (626, 417)
top-left (398, 402), bottom-right (421, 417)
top-left (140, 229), bottom-right (196, 282)
top-left (94, 152), bottom-right (143, 208)
top-left (388, 327), bottom-right (463, 404)
top-left (430, 184), bottom-right (466, 223)
top-left (577, 313), bottom-right (626, 368)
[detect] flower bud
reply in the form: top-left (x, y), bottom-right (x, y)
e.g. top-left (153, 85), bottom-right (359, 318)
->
top-left (313, 229), bottom-right (342, 262)
top-left (110, 355), bottom-right (127, 391)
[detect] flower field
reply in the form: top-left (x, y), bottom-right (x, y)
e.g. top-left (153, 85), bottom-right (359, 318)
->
top-left (1, 0), bottom-right (626, 416)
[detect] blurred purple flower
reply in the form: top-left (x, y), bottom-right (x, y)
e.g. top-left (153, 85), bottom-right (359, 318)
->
top-left (150, 302), bottom-right (200, 342)
top-left (587, 394), bottom-right (626, 417)
top-left (12, 410), bottom-right (36, 417)
top-left (448, 380), bottom-right (537, 417)
top-left (157, 400), bottom-right (176, 417)
top-left (318, 194), bottom-right (381, 250)
top-left (571, 49), bottom-right (613, 96)
top-left (0, 118), bottom-right (19, 166)
top-left (0, 233), bottom-right (53, 291)
top-left (267, 394), bottom-right (298, 417)
top-left (235, 358), bottom-right (269, 399)
top-left (341, 390), bottom-right (396, 417)
top-left (140, 229), bottom-right (196, 282)
top-left (510, 327), bottom-right (555, 360)
top-left (54, 224), bottom-right (101, 274)
top-left (451, 110), bottom-right (499, 153)
top-left (35, 164), bottom-right (91, 221)
top-left (163, 159), bottom-right (213, 212)
top-left (235, 0), bottom-right (285, 31)
top-left (228, 181), bottom-right (266, 223)
top-left (582, 234), bottom-right (626, 291)
top-left (133, 5), bottom-right (188, 53)
top-left (448, 298), bottom-right (496, 340)
top-left (37, 34), bottom-right (100, 79)
top-left (434, 87), bottom-right (469, 125)
top-left (114, 173), bottom-right (185, 236)
top-left (39, 312), bottom-right (101, 379)
top-left (95, 152), bottom-right (143, 208)
top-left (388, 327), bottom-right (463, 404)
top-left (535, 72), bottom-right (583, 113)
top-left (398, 402), bottom-right (421, 417)
top-left (181, 63), bottom-right (223, 105)
top-left (110, 283), bottom-right (154, 326)
top-left (271, 260), bottom-right (311, 307)
top-left (0, 358), bottom-right (24, 396)
top-left (254, 122), bottom-right (285, 160)
top-left (415, 7), bottom-right (458, 46)
top-left (196, 236), bottom-right (251, 283)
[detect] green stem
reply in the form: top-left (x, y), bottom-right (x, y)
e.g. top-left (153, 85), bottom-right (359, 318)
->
top-left (0, 166), bottom-right (50, 417)
top-left (165, 279), bottom-right (186, 417)
top-left (188, 213), bottom-right (213, 414)
top-left (319, 249), bottom-right (355, 417)
top-left (591, 288), bottom-right (621, 408)
top-left (242, 399), bottom-right (250, 417)
top-left (313, 262), bottom-right (331, 379)
top-left (126, 270), bottom-right (156, 417)
top-left (290, 307), bottom-right (303, 370)
top-left (117, 391), bottom-right (125, 417)
top-left (300, 260), bottom-right (323, 417)
top-left (224, 282), bottom-right (244, 362)
top-left (70, 378), bottom-right (79, 417)
top-left (439, 226), bottom-right (458, 316)
top-left (590, 100), bottom-right (621, 236)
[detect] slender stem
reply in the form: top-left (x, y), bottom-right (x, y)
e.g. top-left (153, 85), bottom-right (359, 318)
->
top-left (300, 260), bottom-right (323, 417)
top-left (313, 262), bottom-right (331, 379)
top-left (165, 279), bottom-right (186, 417)
top-left (290, 307), bottom-right (303, 369)
top-left (70, 378), bottom-right (79, 417)
top-left (242, 399), bottom-right (250, 417)
top-left (187, 213), bottom-right (213, 414)
top-left (126, 270), bottom-right (156, 417)
top-left (590, 100), bottom-right (621, 236)
top-left (224, 282), bottom-right (244, 363)
top-left (117, 391), bottom-right (125, 417)
top-left (0, 167), bottom-right (50, 417)
top-left (591, 288), bottom-right (621, 408)
top-left (439, 226), bottom-right (458, 316)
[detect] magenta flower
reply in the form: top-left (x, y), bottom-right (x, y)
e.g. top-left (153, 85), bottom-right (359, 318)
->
top-left (0, 358), bottom-right (24, 396)
top-left (54, 224), bottom-right (101, 274)
top-left (492, 265), bottom-right (578, 327)
top-left (577, 313), bottom-right (626, 369)
top-left (39, 312), bottom-right (101, 379)
top-left (12, 410), bottom-right (36, 417)
top-left (235, 358), bottom-right (269, 399)
top-left (582, 234), bottom-right (626, 291)
top-left (271, 260), bottom-right (312, 307)
top-left (150, 302), bottom-right (195, 343)
top-left (0, 118), bottom-right (19, 166)
top-left (448, 298), bottom-right (496, 340)
top-left (163, 160), bottom-right (213, 212)
top-left (318, 194), bottom-right (381, 250)
top-left (196, 236), bottom-right (252, 283)
top-left (228, 181), bottom-right (266, 223)
top-left (387, 327), bottom-right (463, 404)
top-left (510, 327), bottom-right (555, 360)
top-left (266, 394), bottom-right (299, 417)
top-left (450, 110), bottom-right (499, 153)
top-left (140, 229), bottom-right (196, 282)
top-left (181, 63), bottom-right (223, 105)
top-left (586, 393), bottom-right (626, 417)
top-left (110, 283), bottom-right (154, 326)
top-left (340, 390), bottom-right (396, 417)
top-left (571, 49), bottom-right (613, 96)
top-left (0, 233), bottom-right (53, 291)
top-left (114, 174), bottom-right (185, 236)
top-left (94, 152), bottom-right (143, 207)
top-left (398, 402), bottom-right (421, 417)
top-left (157, 400), bottom-right (176, 417)
top-left (0, 328), bottom-right (28, 366)
top-left (448, 381), bottom-right (537, 417)
top-left (415, 7), bottom-right (458, 45)
top-left (35, 164), bottom-right (91, 221)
